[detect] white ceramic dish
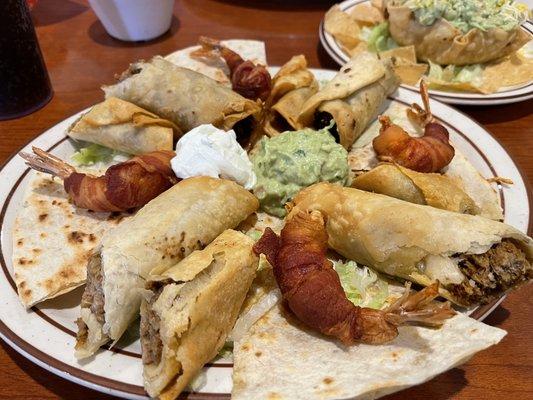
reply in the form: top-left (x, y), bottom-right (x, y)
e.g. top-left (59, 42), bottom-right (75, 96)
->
top-left (0, 68), bottom-right (529, 399)
top-left (320, 0), bottom-right (533, 106)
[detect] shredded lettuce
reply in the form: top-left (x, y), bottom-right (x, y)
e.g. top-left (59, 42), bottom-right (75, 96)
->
top-left (428, 61), bottom-right (485, 87)
top-left (217, 340), bottom-right (234, 359)
top-left (70, 143), bottom-right (130, 166)
top-left (361, 22), bottom-right (398, 53)
top-left (333, 260), bottom-right (389, 309)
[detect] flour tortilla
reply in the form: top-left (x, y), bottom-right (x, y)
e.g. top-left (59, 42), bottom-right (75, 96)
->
top-left (13, 170), bottom-right (128, 308)
top-left (165, 39), bottom-right (267, 84)
top-left (232, 304), bottom-right (506, 400)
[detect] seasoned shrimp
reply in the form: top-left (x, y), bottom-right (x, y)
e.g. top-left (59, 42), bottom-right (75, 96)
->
top-left (254, 209), bottom-right (455, 345)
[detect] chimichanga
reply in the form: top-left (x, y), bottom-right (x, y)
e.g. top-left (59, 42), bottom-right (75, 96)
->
top-left (289, 182), bottom-right (532, 307)
top-left (75, 177), bottom-right (259, 359)
top-left (141, 229), bottom-right (258, 399)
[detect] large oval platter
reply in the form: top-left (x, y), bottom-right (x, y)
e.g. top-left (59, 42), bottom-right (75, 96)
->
top-left (320, 0), bottom-right (533, 106)
top-left (0, 68), bottom-right (529, 399)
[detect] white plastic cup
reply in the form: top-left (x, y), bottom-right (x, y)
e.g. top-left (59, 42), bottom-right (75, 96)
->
top-left (89, 0), bottom-right (175, 42)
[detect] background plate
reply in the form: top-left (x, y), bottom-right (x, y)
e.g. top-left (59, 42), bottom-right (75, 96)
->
top-left (0, 68), bottom-right (529, 399)
top-left (320, 0), bottom-right (533, 105)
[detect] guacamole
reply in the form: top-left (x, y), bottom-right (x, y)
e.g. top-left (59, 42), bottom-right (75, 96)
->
top-left (252, 127), bottom-right (350, 217)
top-left (401, 0), bottom-right (529, 33)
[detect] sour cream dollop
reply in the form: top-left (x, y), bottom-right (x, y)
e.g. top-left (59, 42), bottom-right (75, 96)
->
top-left (171, 124), bottom-right (256, 189)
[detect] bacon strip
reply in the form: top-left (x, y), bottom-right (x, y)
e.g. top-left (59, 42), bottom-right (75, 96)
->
top-left (254, 210), bottom-right (455, 345)
top-left (372, 81), bottom-right (455, 173)
top-left (20, 148), bottom-right (177, 212)
top-left (192, 36), bottom-right (272, 102)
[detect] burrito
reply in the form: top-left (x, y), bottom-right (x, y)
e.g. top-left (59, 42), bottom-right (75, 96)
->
top-left (75, 177), bottom-right (259, 359)
top-left (289, 182), bottom-right (533, 307)
top-left (262, 55), bottom-right (318, 136)
top-left (352, 163), bottom-right (480, 214)
top-left (103, 56), bottom-right (261, 139)
top-left (141, 229), bottom-right (258, 399)
top-left (386, 0), bottom-right (531, 65)
top-left (67, 97), bottom-right (178, 154)
top-left (297, 52), bottom-right (399, 150)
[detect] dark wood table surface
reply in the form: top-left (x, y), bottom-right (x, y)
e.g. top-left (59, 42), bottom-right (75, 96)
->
top-left (0, 0), bottom-right (531, 399)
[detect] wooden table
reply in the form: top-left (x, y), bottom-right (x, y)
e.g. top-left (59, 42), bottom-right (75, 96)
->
top-left (0, 1), bottom-right (531, 399)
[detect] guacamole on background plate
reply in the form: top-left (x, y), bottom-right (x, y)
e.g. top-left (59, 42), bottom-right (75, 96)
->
top-left (252, 126), bottom-right (350, 217)
top-left (401, 0), bottom-right (529, 33)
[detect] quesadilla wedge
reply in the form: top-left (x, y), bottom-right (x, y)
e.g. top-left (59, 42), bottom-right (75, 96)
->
top-left (75, 177), bottom-right (258, 359)
top-left (288, 183), bottom-right (532, 307)
top-left (141, 229), bottom-right (258, 399)
top-left (232, 302), bottom-right (506, 400)
top-left (13, 169), bottom-right (129, 308)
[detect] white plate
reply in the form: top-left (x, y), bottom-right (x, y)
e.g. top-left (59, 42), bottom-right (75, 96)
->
top-left (320, 0), bottom-right (533, 105)
top-left (0, 68), bottom-right (529, 399)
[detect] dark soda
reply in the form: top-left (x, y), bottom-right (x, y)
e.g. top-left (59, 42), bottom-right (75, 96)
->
top-left (0, 0), bottom-right (52, 120)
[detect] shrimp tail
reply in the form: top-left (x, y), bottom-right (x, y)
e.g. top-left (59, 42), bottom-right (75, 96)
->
top-left (19, 147), bottom-right (76, 179)
top-left (383, 282), bottom-right (456, 327)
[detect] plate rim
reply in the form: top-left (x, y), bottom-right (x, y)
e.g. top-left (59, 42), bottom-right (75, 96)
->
top-left (0, 71), bottom-right (530, 399)
top-left (319, 0), bottom-right (533, 105)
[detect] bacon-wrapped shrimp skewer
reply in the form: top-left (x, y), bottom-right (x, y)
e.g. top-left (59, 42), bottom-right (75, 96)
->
top-left (254, 210), bottom-right (455, 345)
top-left (372, 81), bottom-right (455, 173)
top-left (192, 36), bottom-right (272, 102)
top-left (19, 147), bottom-right (177, 212)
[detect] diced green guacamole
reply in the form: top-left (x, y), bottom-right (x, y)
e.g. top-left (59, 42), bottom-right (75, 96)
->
top-left (252, 127), bottom-right (350, 217)
top-left (401, 0), bottom-right (529, 33)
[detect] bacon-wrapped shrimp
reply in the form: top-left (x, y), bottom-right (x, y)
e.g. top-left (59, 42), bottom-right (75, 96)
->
top-left (192, 36), bottom-right (272, 102)
top-left (254, 210), bottom-right (455, 345)
top-left (20, 147), bottom-right (177, 212)
top-left (372, 81), bottom-right (455, 173)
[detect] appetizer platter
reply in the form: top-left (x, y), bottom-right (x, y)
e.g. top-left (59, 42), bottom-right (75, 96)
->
top-left (0, 38), bottom-right (531, 400)
top-left (320, 0), bottom-right (533, 105)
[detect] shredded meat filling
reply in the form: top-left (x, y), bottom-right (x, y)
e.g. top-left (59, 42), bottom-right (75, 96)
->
top-left (76, 253), bottom-right (105, 343)
top-left (141, 280), bottom-right (170, 365)
top-left (447, 240), bottom-right (532, 306)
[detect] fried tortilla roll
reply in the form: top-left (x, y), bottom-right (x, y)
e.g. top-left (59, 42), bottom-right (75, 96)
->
top-left (75, 177), bottom-right (259, 359)
top-left (289, 183), bottom-right (533, 307)
top-left (297, 52), bottom-right (399, 150)
top-left (352, 163), bottom-right (480, 214)
top-left (103, 56), bottom-right (261, 140)
top-left (67, 97), bottom-right (179, 154)
top-left (386, 2), bottom-right (530, 65)
top-left (141, 230), bottom-right (258, 399)
top-left (262, 55), bottom-right (318, 136)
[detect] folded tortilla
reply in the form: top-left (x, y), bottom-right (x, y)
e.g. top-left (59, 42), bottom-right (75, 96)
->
top-left (262, 55), bottom-right (318, 136)
top-left (75, 177), bottom-right (259, 359)
top-left (13, 169), bottom-right (129, 308)
top-left (103, 56), bottom-right (261, 137)
top-left (232, 303), bottom-right (506, 400)
top-left (297, 52), bottom-right (399, 149)
top-left (67, 97), bottom-right (178, 154)
top-left (352, 163), bottom-right (480, 214)
top-left (140, 229), bottom-right (258, 399)
top-left (289, 183), bottom-right (533, 307)
top-left (387, 2), bottom-right (530, 65)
